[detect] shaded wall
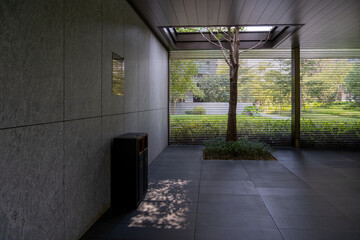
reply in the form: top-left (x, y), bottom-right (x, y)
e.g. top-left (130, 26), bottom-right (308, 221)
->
top-left (0, 0), bottom-right (168, 239)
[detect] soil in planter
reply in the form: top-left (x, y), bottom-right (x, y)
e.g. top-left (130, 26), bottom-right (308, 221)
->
top-left (203, 138), bottom-right (277, 161)
top-left (203, 152), bottom-right (277, 160)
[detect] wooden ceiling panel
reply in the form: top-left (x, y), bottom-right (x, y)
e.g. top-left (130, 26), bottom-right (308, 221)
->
top-left (237, 0), bottom-right (260, 24)
top-left (182, 0), bottom-right (198, 25)
top-left (300, 1), bottom-right (358, 40)
top-left (278, 0), bottom-right (319, 24)
top-left (141, 0), bottom-right (169, 26)
top-left (170, 0), bottom-right (188, 26)
top-left (226, 0), bottom-right (246, 25)
top-left (208, 0), bottom-right (221, 25)
top-left (257, 0), bottom-right (285, 24)
top-left (127, 0), bottom-right (360, 50)
top-left (267, 0), bottom-right (297, 23)
top-left (196, 0), bottom-right (208, 25)
top-left (158, 0), bottom-right (179, 26)
top-left (295, 0), bottom-right (340, 25)
top-left (217, 0), bottom-right (233, 25)
top-left (129, 0), bottom-right (160, 26)
top-left (247, 0), bottom-right (272, 24)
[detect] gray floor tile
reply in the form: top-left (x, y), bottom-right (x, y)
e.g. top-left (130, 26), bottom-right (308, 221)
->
top-left (272, 215), bottom-right (360, 231)
top-left (201, 173), bottom-right (251, 181)
top-left (281, 160), bottom-right (328, 169)
top-left (336, 151), bottom-right (360, 161)
top-left (242, 161), bottom-right (290, 173)
top-left (325, 195), bottom-right (360, 205)
top-left (106, 224), bottom-right (195, 240)
top-left (195, 227), bottom-right (283, 240)
top-left (263, 199), bottom-right (343, 217)
top-left (144, 192), bottom-right (198, 203)
top-left (261, 195), bottom-right (332, 205)
top-left (253, 180), bottom-right (310, 189)
top-left (199, 184), bottom-right (258, 195)
top-left (280, 229), bottom-right (360, 240)
top-left (198, 194), bottom-right (263, 203)
top-left (248, 172), bottom-right (302, 181)
top-left (257, 187), bottom-right (321, 197)
top-left (148, 185), bottom-right (199, 194)
top-left (149, 173), bottom-right (200, 180)
top-left (200, 180), bottom-right (254, 187)
top-left (197, 201), bottom-right (270, 215)
top-left (290, 168), bottom-right (352, 182)
top-left (196, 213), bottom-right (277, 229)
top-left (137, 201), bottom-right (198, 213)
top-left (315, 159), bottom-right (360, 168)
top-left (115, 211), bottom-right (197, 227)
top-left (336, 205), bottom-right (360, 219)
top-left (306, 180), bottom-right (360, 198)
top-left (81, 146), bottom-right (360, 240)
top-left (334, 168), bottom-right (360, 180)
top-left (199, 186), bottom-right (258, 195)
top-left (149, 179), bottom-right (200, 187)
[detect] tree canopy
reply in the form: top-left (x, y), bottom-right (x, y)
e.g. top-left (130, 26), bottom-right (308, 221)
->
top-left (197, 74), bottom-right (229, 102)
top-left (170, 59), bottom-right (203, 103)
top-left (345, 62), bottom-right (360, 104)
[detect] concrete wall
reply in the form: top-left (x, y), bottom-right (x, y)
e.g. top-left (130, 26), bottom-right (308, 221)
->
top-left (0, 1), bottom-right (168, 240)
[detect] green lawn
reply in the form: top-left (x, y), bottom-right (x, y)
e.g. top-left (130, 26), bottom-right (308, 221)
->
top-left (266, 103), bottom-right (360, 120)
top-left (267, 111), bottom-right (360, 121)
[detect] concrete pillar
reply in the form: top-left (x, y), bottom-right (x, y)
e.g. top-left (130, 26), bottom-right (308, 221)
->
top-left (291, 46), bottom-right (301, 147)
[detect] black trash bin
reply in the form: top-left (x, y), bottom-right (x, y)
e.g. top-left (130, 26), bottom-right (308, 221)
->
top-left (111, 132), bottom-right (148, 211)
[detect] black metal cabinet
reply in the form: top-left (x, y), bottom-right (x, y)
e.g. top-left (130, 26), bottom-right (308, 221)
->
top-left (111, 133), bottom-right (148, 210)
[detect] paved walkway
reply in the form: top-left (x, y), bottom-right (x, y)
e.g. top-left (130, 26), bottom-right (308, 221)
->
top-left (82, 146), bottom-right (360, 240)
top-left (260, 113), bottom-right (291, 119)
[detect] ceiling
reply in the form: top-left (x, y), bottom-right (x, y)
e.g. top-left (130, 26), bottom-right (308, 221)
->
top-left (127, 0), bottom-right (360, 50)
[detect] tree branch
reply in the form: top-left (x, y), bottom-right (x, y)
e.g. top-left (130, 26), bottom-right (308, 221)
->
top-left (205, 28), bottom-right (232, 67)
top-left (239, 32), bottom-right (271, 54)
top-left (199, 31), bottom-right (223, 49)
top-left (220, 29), bottom-right (229, 39)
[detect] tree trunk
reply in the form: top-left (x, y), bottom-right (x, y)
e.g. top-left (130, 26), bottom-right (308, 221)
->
top-left (172, 101), bottom-right (176, 115)
top-left (226, 26), bottom-right (239, 142)
top-left (226, 67), bottom-right (239, 141)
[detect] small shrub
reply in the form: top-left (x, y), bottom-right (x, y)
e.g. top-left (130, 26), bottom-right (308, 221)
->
top-left (185, 110), bottom-right (193, 115)
top-left (203, 137), bottom-right (276, 160)
top-left (242, 106), bottom-right (260, 116)
top-left (193, 106), bottom-right (206, 115)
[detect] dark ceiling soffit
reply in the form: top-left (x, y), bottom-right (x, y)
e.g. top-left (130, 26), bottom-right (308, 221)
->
top-left (125, 0), bottom-right (170, 50)
top-left (160, 25), bottom-right (303, 50)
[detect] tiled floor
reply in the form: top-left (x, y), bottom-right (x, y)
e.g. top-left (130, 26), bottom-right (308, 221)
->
top-left (81, 146), bottom-right (360, 240)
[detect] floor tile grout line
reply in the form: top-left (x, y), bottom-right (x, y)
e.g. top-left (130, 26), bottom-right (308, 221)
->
top-left (278, 152), bottom-right (352, 219)
top-left (240, 160), bottom-right (286, 240)
top-left (62, 0), bottom-right (66, 238)
top-left (258, 150), bottom-right (354, 233)
top-left (192, 155), bottom-right (204, 240)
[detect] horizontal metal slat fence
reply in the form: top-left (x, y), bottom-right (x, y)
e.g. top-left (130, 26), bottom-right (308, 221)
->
top-left (170, 52), bottom-right (360, 147)
top-left (299, 59), bottom-right (360, 147)
top-left (169, 57), bottom-right (292, 145)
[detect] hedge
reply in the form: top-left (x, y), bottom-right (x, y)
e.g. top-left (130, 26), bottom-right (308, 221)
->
top-left (170, 115), bottom-right (360, 146)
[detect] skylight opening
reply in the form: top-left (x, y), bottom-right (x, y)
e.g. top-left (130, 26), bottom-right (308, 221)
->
top-left (243, 26), bottom-right (274, 32)
top-left (174, 26), bottom-right (274, 33)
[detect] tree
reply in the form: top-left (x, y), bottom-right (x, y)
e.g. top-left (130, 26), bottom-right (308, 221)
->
top-left (302, 59), bottom-right (354, 106)
top-left (237, 61), bottom-right (255, 103)
top-left (298, 59), bottom-right (319, 110)
top-left (345, 62), bottom-right (360, 104)
top-left (198, 27), bottom-right (270, 141)
top-left (170, 59), bottom-right (204, 114)
top-left (271, 62), bottom-right (291, 114)
top-left (197, 74), bottom-right (229, 102)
